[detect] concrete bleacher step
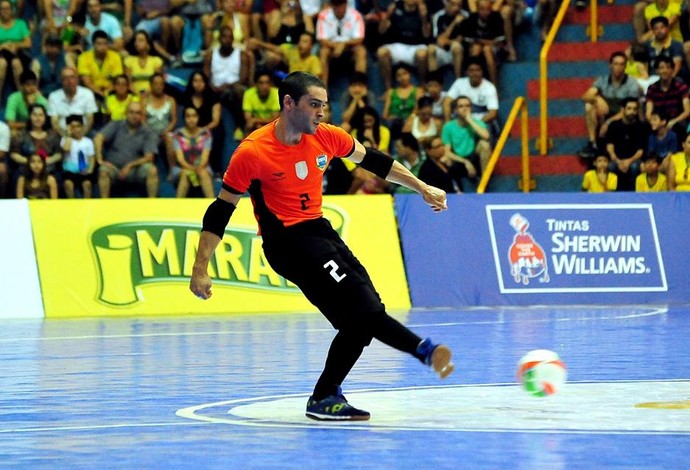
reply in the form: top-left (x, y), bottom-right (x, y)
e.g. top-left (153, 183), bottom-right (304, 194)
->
top-left (494, 154), bottom-right (589, 176)
top-left (526, 77), bottom-right (592, 100)
top-left (565, 4), bottom-right (635, 25)
top-left (511, 116), bottom-right (586, 138)
top-left (548, 40), bottom-right (630, 61)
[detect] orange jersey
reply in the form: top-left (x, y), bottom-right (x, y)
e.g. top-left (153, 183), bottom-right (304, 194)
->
top-left (223, 120), bottom-right (355, 230)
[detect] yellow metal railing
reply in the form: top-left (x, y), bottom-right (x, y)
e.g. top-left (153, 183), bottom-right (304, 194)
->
top-left (478, 97), bottom-right (531, 193)
top-left (539, 0), bottom-right (602, 155)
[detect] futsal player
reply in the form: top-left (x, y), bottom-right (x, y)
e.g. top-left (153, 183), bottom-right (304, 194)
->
top-left (189, 72), bottom-right (454, 421)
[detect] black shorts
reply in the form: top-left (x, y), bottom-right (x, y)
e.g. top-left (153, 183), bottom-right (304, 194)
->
top-left (262, 218), bottom-right (385, 330)
top-left (63, 171), bottom-right (97, 186)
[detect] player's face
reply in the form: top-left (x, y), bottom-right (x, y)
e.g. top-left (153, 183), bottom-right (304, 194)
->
top-left (293, 86), bottom-right (327, 134)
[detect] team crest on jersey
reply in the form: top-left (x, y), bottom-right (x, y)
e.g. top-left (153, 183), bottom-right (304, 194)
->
top-left (316, 154), bottom-right (327, 171)
top-left (295, 161), bottom-right (308, 180)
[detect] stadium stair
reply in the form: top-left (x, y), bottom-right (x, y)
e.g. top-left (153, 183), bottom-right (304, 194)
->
top-left (491, 0), bottom-right (636, 192)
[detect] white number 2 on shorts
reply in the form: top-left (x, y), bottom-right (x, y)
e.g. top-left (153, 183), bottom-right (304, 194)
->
top-left (323, 260), bottom-right (347, 283)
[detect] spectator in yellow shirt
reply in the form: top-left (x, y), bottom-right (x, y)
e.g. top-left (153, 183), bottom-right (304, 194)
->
top-left (636, 152), bottom-right (668, 191)
top-left (283, 32), bottom-right (322, 78)
top-left (104, 75), bottom-right (139, 122)
top-left (583, 153), bottom-right (618, 192)
top-left (77, 30), bottom-right (123, 102)
top-left (242, 72), bottom-right (280, 133)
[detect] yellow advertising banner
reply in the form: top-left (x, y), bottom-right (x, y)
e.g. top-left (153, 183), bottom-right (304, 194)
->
top-left (29, 196), bottom-right (410, 317)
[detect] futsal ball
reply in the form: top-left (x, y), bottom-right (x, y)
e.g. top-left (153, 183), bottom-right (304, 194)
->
top-left (517, 349), bottom-right (567, 397)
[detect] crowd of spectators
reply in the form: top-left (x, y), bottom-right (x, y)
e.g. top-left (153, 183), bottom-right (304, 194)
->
top-left (0, 0), bottom-right (550, 200)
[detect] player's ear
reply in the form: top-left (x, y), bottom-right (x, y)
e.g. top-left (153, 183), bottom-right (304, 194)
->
top-left (283, 94), bottom-right (294, 109)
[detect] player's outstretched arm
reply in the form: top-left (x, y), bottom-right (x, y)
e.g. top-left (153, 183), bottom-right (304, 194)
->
top-left (347, 139), bottom-right (448, 212)
top-left (190, 189), bottom-right (242, 300)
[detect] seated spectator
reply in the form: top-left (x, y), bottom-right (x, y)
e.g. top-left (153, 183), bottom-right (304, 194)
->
top-left (419, 135), bottom-right (462, 193)
top-left (212, 0), bottom-right (251, 51)
top-left (204, 25), bottom-right (249, 143)
top-left (402, 96), bottom-right (442, 148)
top-left (104, 74), bottom-right (138, 121)
top-left (626, 40), bottom-right (658, 94)
top-left (265, 0), bottom-right (314, 48)
top-left (145, 72), bottom-right (177, 170)
top-left (5, 71), bottom-right (49, 137)
top-left (441, 95), bottom-right (491, 179)
top-left (339, 71), bottom-right (376, 132)
top-left (283, 32), bottom-right (321, 77)
top-left (428, 0), bottom-right (465, 79)
top-left (242, 71), bottom-right (280, 134)
top-left (644, 0), bottom-right (682, 42)
top-left (180, 70), bottom-right (221, 153)
top-left (77, 30), bottom-right (124, 102)
top-left (648, 110), bottom-right (677, 169)
top-left (645, 16), bottom-right (683, 79)
top-left (636, 152), bottom-right (668, 191)
top-left (446, 57), bottom-right (499, 136)
top-left (42, 0), bottom-right (72, 34)
top-left (32, 34), bottom-right (70, 98)
top-left (351, 106), bottom-right (391, 154)
top-left (382, 64), bottom-right (424, 140)
top-left (582, 153), bottom-right (618, 192)
top-left (81, 0), bottom-right (125, 52)
top-left (174, 0), bottom-right (216, 54)
top-left (316, 0), bottom-right (366, 85)
top-left (536, 0), bottom-right (558, 41)
top-left (48, 66), bottom-right (99, 137)
top-left (392, 132), bottom-right (425, 193)
top-left (376, 0), bottom-right (431, 90)
top-left (0, 0), bottom-right (31, 102)
top-left (605, 97), bottom-right (649, 191)
top-left (95, 101), bottom-right (159, 197)
top-left (493, 0), bottom-right (523, 62)
top-left (459, 0), bottom-right (505, 85)
top-left (668, 133), bottom-right (690, 190)
top-left (578, 51), bottom-right (642, 159)
top-left (424, 71), bottom-right (452, 123)
top-left (170, 106), bottom-right (214, 198)
top-left (124, 30), bottom-right (164, 97)
top-left (134, 0), bottom-right (183, 65)
top-left (645, 56), bottom-right (690, 145)
top-left (0, 119), bottom-right (8, 197)
top-left (323, 157), bottom-right (368, 194)
top-left (60, 114), bottom-right (96, 198)
top-left (16, 153), bottom-right (59, 199)
top-left (10, 104), bottom-right (63, 175)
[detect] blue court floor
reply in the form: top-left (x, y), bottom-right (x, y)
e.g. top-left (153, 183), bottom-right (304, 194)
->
top-left (1, 305), bottom-right (689, 469)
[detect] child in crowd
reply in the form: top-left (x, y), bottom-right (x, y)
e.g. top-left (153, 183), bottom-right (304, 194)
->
top-left (648, 111), bottom-right (677, 172)
top-left (582, 153), bottom-right (618, 192)
top-left (61, 115), bottom-right (96, 198)
top-left (16, 153), bottom-right (58, 199)
top-left (171, 107), bottom-right (215, 198)
top-left (636, 152), bottom-right (668, 191)
top-left (104, 75), bottom-right (139, 122)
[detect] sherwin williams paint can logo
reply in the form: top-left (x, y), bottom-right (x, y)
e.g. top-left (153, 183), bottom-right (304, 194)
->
top-left (486, 204), bottom-right (668, 293)
top-left (91, 205), bottom-right (348, 306)
top-left (508, 213), bottom-right (550, 285)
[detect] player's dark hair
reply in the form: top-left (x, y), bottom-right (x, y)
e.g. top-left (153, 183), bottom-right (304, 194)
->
top-left (278, 72), bottom-right (326, 110)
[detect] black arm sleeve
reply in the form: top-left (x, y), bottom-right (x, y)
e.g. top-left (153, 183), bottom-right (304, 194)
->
top-left (359, 146), bottom-right (395, 179)
top-left (202, 198), bottom-right (236, 239)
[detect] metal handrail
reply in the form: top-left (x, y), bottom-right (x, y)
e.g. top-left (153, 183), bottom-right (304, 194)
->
top-left (539, 0), bottom-right (571, 156)
top-left (477, 97), bottom-right (531, 193)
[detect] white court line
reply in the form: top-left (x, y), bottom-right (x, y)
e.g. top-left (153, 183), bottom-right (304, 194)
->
top-left (176, 379), bottom-right (690, 435)
top-left (0, 307), bottom-right (669, 343)
top-left (0, 421), bottom-right (211, 434)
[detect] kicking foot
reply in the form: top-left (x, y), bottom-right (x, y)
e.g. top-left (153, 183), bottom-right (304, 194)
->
top-left (417, 338), bottom-right (455, 379)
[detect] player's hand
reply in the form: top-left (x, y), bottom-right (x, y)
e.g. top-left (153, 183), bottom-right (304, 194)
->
top-left (190, 270), bottom-right (213, 300)
top-left (422, 184), bottom-right (448, 212)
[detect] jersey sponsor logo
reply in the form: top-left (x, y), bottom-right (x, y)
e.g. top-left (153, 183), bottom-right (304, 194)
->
top-left (316, 154), bottom-right (327, 171)
top-left (487, 204), bottom-right (668, 293)
top-left (295, 161), bottom-right (308, 180)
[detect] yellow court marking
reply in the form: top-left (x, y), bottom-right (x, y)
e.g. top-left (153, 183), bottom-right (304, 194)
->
top-left (635, 401), bottom-right (690, 409)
